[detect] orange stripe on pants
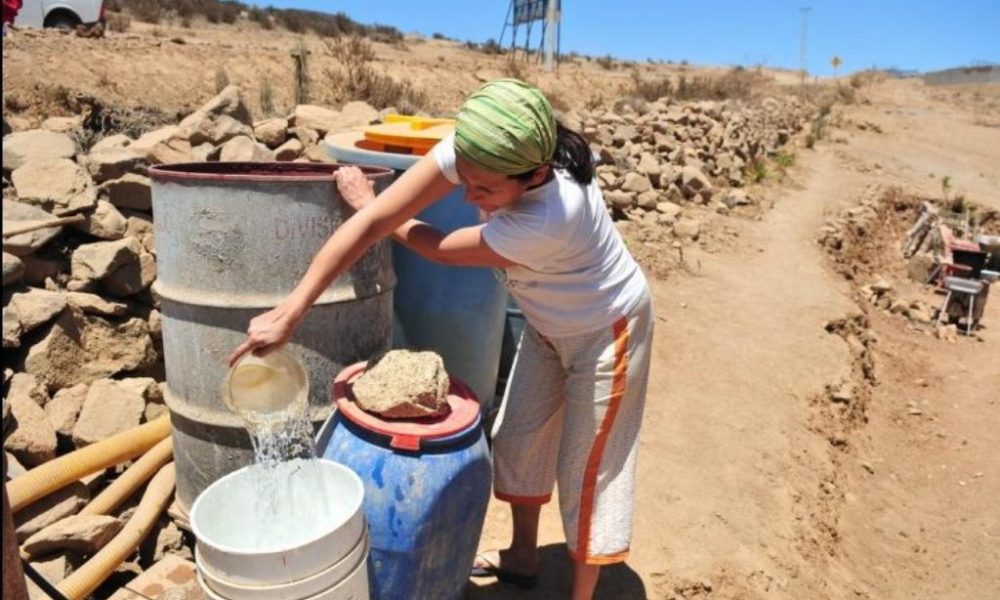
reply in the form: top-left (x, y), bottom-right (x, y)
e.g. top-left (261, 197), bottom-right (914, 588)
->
top-left (575, 316), bottom-right (629, 561)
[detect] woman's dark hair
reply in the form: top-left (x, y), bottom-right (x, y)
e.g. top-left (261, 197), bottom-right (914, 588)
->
top-left (512, 122), bottom-right (595, 186)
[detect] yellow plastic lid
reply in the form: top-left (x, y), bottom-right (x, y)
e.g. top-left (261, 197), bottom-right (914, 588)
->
top-left (362, 114), bottom-right (455, 156)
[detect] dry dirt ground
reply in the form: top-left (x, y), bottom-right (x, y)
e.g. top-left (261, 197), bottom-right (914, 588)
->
top-left (4, 20), bottom-right (999, 600)
top-left (470, 79), bottom-right (1000, 600)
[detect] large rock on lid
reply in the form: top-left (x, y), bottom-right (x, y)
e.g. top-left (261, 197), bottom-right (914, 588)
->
top-left (22, 514), bottom-right (122, 558)
top-left (25, 308), bottom-right (155, 391)
top-left (2, 130), bottom-right (77, 171)
top-left (351, 350), bottom-right (450, 419)
top-left (9, 288), bottom-right (68, 333)
top-left (3, 374), bottom-right (57, 467)
top-left (72, 378), bottom-right (156, 447)
top-left (11, 159), bottom-right (98, 216)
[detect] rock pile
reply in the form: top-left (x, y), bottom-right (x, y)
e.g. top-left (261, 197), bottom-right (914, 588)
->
top-left (579, 95), bottom-right (812, 236)
top-left (2, 85), bottom-right (381, 596)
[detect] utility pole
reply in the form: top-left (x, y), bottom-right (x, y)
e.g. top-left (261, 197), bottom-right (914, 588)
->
top-left (543, 0), bottom-right (558, 71)
top-left (799, 6), bottom-right (811, 85)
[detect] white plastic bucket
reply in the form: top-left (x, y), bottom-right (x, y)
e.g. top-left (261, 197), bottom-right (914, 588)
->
top-left (191, 458), bottom-right (366, 586)
top-left (197, 530), bottom-right (370, 600)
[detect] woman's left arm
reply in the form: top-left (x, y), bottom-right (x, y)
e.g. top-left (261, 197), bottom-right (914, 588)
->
top-left (337, 168), bottom-right (516, 268)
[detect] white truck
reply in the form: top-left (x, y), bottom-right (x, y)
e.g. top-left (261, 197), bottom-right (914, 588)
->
top-left (13, 0), bottom-right (106, 30)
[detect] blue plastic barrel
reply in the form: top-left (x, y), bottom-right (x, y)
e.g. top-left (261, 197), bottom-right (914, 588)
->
top-left (325, 131), bottom-right (508, 412)
top-left (318, 363), bottom-right (492, 600)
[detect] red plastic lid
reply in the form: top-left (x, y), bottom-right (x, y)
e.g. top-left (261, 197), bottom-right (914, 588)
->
top-left (332, 362), bottom-right (480, 451)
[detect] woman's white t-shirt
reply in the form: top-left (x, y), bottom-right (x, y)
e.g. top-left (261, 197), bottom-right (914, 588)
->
top-left (432, 136), bottom-right (649, 338)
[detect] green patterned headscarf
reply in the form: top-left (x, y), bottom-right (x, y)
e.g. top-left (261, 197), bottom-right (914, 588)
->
top-left (454, 78), bottom-right (557, 175)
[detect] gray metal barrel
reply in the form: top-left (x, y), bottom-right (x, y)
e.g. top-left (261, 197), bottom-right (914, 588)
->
top-left (149, 162), bottom-right (395, 515)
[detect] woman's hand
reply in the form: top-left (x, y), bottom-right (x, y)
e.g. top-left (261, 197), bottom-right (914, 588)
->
top-left (226, 302), bottom-right (303, 367)
top-left (334, 166), bottom-right (376, 211)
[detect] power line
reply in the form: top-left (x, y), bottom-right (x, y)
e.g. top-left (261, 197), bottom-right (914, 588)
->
top-left (799, 6), bottom-right (811, 84)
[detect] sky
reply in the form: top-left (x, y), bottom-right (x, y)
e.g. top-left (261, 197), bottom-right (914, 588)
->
top-left (253, 1), bottom-right (1000, 75)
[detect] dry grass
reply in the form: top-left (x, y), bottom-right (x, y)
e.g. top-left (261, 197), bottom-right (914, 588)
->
top-left (628, 66), bottom-right (773, 102)
top-left (323, 36), bottom-right (428, 113)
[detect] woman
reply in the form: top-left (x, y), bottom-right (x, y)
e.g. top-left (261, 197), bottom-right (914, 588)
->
top-left (229, 79), bottom-right (653, 600)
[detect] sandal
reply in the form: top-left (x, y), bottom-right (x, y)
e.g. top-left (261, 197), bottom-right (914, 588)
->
top-left (470, 551), bottom-right (539, 589)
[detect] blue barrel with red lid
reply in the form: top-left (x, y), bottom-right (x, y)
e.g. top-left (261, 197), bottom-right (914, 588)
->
top-left (317, 362), bottom-right (492, 600)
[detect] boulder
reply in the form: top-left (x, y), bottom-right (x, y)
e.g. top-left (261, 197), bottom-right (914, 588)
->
top-left (72, 378), bottom-right (157, 447)
top-left (3, 374), bottom-right (57, 466)
top-left (90, 134), bottom-right (132, 153)
top-left (636, 152), bottom-right (662, 178)
top-left (129, 126), bottom-right (180, 158)
top-left (3, 251), bottom-right (25, 285)
top-left (25, 553), bottom-right (70, 600)
top-left (100, 173), bottom-right (152, 212)
top-left (197, 85), bottom-right (253, 125)
top-left (274, 138), bottom-right (304, 161)
top-left (303, 144), bottom-right (336, 164)
top-left (45, 383), bottom-right (89, 438)
top-left (673, 218), bottom-right (702, 240)
top-left (14, 482), bottom-right (90, 542)
top-left (71, 199), bottom-right (128, 240)
top-left (351, 350), bottom-right (450, 419)
top-left (65, 291), bottom-right (128, 317)
top-left (10, 288), bottom-right (68, 333)
top-left (25, 309), bottom-right (155, 391)
top-left (2, 306), bottom-right (23, 348)
top-left (656, 201), bottom-right (683, 217)
top-left (22, 514), bottom-right (122, 558)
top-left (40, 116), bottom-right (82, 134)
top-left (680, 165), bottom-right (713, 199)
top-left (288, 126), bottom-right (319, 146)
top-left (721, 189), bottom-right (753, 208)
top-left (11, 159), bottom-right (98, 215)
top-left (191, 142), bottom-right (216, 162)
top-left (604, 190), bottom-right (635, 210)
top-left (340, 101), bottom-right (379, 127)
top-left (219, 136), bottom-right (275, 162)
top-left (292, 105), bottom-right (356, 136)
top-left (254, 118), bottom-right (288, 148)
top-left (621, 172), bottom-right (652, 194)
top-left (71, 238), bottom-right (139, 282)
top-left (636, 190), bottom-right (660, 211)
top-left (80, 148), bottom-right (145, 184)
top-left (2, 130), bottom-right (77, 171)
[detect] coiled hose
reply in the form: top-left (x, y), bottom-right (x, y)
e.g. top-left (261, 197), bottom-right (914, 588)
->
top-left (55, 463), bottom-right (176, 600)
top-left (6, 416), bottom-right (171, 514)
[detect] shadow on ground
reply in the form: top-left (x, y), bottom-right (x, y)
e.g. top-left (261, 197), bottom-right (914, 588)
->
top-left (464, 543), bottom-right (647, 599)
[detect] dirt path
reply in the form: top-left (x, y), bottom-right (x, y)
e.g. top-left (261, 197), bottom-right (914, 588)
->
top-left (468, 80), bottom-right (1000, 599)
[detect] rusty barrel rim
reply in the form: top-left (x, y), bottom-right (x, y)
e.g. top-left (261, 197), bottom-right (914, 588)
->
top-left (148, 162), bottom-right (394, 183)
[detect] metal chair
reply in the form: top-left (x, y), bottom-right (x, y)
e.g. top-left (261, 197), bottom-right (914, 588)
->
top-left (937, 276), bottom-right (988, 335)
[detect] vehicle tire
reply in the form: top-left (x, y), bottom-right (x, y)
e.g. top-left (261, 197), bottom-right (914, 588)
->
top-left (44, 12), bottom-right (81, 30)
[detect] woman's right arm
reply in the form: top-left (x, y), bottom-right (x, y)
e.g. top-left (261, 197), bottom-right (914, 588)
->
top-left (227, 154), bottom-right (455, 365)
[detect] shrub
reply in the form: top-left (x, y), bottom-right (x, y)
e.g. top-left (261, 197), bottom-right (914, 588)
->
top-left (481, 38), bottom-right (504, 55)
top-left (324, 36), bottom-right (428, 113)
top-left (106, 12), bottom-right (131, 32)
top-left (596, 55), bottom-right (615, 70)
